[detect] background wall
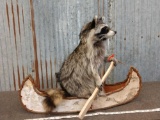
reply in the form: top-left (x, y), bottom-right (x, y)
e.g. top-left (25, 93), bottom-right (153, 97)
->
top-left (112, 0), bottom-right (160, 82)
top-left (0, 0), bottom-right (160, 91)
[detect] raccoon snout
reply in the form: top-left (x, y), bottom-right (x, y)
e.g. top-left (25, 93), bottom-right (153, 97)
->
top-left (114, 31), bottom-right (117, 34)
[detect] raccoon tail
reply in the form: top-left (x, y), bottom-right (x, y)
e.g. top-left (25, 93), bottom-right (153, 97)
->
top-left (42, 89), bottom-right (64, 112)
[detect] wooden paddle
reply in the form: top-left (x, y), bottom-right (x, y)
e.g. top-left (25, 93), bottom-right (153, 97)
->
top-left (78, 61), bottom-right (114, 119)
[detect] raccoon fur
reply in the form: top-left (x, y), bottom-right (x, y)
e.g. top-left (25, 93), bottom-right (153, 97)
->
top-left (42, 89), bottom-right (64, 112)
top-left (58, 16), bottom-right (117, 98)
top-left (43, 16), bottom-right (117, 112)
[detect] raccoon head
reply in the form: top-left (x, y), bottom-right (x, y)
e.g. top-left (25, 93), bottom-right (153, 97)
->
top-left (79, 16), bottom-right (116, 44)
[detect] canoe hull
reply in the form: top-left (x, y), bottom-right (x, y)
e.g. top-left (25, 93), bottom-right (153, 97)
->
top-left (19, 67), bottom-right (141, 114)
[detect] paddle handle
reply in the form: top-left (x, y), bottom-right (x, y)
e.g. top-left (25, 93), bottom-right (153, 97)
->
top-left (78, 62), bottom-right (114, 119)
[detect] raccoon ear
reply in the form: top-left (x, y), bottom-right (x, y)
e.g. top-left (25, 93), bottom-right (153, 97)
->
top-left (90, 19), bottom-right (96, 28)
top-left (101, 16), bottom-right (105, 22)
top-left (94, 15), bottom-right (98, 24)
top-left (97, 16), bottom-right (105, 24)
top-left (90, 15), bottom-right (98, 28)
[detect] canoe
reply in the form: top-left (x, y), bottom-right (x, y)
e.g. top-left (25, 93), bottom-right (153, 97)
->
top-left (19, 67), bottom-right (141, 114)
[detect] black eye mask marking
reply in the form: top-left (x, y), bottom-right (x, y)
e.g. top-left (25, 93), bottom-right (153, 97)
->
top-left (101, 26), bottom-right (110, 34)
top-left (95, 26), bottom-right (110, 39)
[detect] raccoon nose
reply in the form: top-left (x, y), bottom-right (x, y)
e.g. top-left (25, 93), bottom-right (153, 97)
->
top-left (114, 31), bottom-right (117, 34)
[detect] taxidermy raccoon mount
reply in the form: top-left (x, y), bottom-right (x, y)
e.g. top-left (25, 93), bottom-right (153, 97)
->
top-left (43, 16), bottom-right (117, 112)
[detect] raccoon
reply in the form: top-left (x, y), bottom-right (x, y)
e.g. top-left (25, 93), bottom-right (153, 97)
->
top-left (43, 16), bottom-right (117, 112)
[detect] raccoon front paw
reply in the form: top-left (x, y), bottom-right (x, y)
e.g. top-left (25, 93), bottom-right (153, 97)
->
top-left (96, 81), bottom-right (103, 91)
top-left (105, 54), bottom-right (118, 66)
top-left (110, 57), bottom-right (118, 66)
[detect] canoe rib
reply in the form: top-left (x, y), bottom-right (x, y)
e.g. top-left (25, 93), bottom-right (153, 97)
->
top-left (19, 67), bottom-right (142, 114)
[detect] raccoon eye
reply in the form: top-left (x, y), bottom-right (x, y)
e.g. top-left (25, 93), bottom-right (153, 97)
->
top-left (101, 26), bottom-right (110, 34)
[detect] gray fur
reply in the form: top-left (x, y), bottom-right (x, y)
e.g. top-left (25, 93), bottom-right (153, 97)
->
top-left (58, 16), bottom-right (116, 98)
